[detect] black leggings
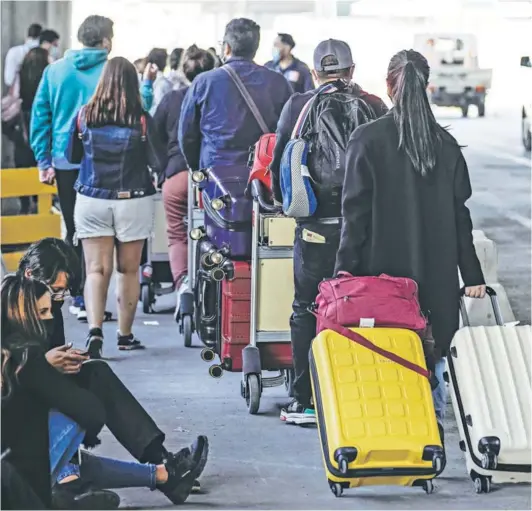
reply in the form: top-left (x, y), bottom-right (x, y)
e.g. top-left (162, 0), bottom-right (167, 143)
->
top-left (55, 169), bottom-right (85, 295)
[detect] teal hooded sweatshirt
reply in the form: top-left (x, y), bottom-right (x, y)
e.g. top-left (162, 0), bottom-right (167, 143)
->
top-left (30, 48), bottom-right (153, 171)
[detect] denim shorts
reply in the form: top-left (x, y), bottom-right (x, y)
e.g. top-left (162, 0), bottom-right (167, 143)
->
top-left (74, 194), bottom-right (155, 243)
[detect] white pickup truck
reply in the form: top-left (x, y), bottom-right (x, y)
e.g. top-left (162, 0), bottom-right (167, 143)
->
top-left (520, 55), bottom-right (531, 152)
top-left (414, 33), bottom-right (492, 118)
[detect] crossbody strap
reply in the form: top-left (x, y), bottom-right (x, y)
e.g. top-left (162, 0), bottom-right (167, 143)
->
top-left (312, 312), bottom-right (430, 379)
top-left (222, 65), bottom-right (269, 134)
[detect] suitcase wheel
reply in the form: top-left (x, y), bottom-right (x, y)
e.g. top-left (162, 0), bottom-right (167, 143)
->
top-left (473, 475), bottom-right (491, 494)
top-left (329, 482), bottom-right (343, 498)
top-left (141, 284), bottom-right (154, 314)
top-left (422, 480), bottom-right (434, 495)
top-left (182, 315), bottom-right (193, 348)
top-left (245, 374), bottom-right (261, 415)
top-left (283, 369), bottom-right (295, 397)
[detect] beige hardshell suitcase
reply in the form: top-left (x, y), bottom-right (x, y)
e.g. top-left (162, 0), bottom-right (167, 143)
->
top-left (257, 258), bottom-right (294, 331)
top-left (446, 287), bottom-right (531, 494)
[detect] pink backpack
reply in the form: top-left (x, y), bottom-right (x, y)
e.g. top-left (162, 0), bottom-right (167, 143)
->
top-left (315, 272), bottom-right (427, 334)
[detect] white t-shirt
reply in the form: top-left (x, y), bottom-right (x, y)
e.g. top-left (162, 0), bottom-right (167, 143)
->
top-left (3, 38), bottom-right (40, 88)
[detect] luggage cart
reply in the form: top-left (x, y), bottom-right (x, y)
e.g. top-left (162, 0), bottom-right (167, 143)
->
top-left (140, 193), bottom-right (174, 313)
top-left (239, 185), bottom-right (296, 414)
top-left (178, 171), bottom-right (205, 347)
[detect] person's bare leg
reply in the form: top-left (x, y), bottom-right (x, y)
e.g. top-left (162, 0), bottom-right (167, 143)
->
top-left (116, 239), bottom-right (145, 347)
top-left (82, 237), bottom-right (115, 333)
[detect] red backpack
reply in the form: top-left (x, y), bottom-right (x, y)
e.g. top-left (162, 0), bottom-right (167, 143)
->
top-left (248, 133), bottom-right (275, 192)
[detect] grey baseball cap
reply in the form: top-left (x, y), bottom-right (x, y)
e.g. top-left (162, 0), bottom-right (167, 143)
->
top-left (313, 39), bottom-right (354, 72)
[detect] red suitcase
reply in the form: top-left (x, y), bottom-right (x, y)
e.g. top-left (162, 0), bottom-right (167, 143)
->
top-left (221, 261), bottom-right (251, 371)
top-left (220, 261), bottom-right (292, 372)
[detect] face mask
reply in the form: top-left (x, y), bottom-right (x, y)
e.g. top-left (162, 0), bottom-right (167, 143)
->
top-left (42, 318), bottom-right (55, 341)
top-left (272, 48), bottom-right (281, 64)
top-left (49, 46), bottom-right (61, 61)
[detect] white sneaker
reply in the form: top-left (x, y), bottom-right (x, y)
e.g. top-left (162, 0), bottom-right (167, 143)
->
top-left (174, 276), bottom-right (189, 321)
top-left (69, 305), bottom-right (80, 315)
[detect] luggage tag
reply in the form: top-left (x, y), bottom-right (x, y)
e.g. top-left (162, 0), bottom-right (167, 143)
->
top-left (301, 228), bottom-right (326, 244)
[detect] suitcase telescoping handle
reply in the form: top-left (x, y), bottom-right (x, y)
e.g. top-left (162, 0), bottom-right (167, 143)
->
top-left (459, 286), bottom-right (504, 327)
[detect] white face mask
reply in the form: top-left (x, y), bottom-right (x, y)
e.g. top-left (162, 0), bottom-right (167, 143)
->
top-left (49, 46), bottom-right (61, 61)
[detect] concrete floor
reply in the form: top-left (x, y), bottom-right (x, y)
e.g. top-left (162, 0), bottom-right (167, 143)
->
top-left (64, 110), bottom-right (531, 510)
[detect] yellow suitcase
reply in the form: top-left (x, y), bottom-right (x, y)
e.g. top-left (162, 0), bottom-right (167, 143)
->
top-left (310, 327), bottom-right (444, 498)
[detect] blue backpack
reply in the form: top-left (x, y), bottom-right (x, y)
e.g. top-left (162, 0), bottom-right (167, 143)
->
top-left (280, 84), bottom-right (337, 218)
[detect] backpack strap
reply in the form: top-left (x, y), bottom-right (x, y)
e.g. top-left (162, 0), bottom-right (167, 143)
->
top-left (222, 65), bottom-right (269, 135)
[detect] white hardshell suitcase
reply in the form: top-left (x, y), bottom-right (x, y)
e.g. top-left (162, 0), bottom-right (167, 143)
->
top-left (446, 287), bottom-right (531, 494)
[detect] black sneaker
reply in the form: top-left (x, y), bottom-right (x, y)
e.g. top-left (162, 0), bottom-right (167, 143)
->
top-left (86, 328), bottom-right (104, 360)
top-left (158, 435), bottom-right (209, 504)
top-left (52, 480), bottom-right (120, 510)
top-left (117, 332), bottom-right (146, 351)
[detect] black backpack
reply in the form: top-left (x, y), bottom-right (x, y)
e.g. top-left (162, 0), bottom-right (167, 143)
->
top-left (301, 87), bottom-right (377, 217)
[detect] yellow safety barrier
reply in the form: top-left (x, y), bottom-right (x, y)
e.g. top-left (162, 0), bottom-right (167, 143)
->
top-left (1, 168), bottom-right (61, 272)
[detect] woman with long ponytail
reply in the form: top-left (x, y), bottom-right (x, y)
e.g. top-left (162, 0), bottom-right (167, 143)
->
top-left (335, 49), bottom-right (486, 450)
top-left (388, 50), bottom-right (442, 176)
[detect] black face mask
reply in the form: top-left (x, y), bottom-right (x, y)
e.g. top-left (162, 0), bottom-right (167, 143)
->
top-left (42, 318), bottom-right (56, 341)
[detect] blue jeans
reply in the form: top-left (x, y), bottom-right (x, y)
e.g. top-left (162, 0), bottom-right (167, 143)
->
top-left (49, 411), bottom-right (157, 490)
top-left (431, 358), bottom-right (448, 425)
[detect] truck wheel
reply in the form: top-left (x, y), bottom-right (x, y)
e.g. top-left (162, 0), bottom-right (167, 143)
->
top-left (478, 103), bottom-right (485, 117)
top-left (461, 105), bottom-right (469, 118)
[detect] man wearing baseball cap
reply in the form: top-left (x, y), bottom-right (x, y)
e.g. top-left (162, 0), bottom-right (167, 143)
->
top-left (270, 39), bottom-right (388, 427)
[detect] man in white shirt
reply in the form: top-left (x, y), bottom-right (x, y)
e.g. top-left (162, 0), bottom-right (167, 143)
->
top-left (146, 48), bottom-right (172, 115)
top-left (3, 23), bottom-right (42, 88)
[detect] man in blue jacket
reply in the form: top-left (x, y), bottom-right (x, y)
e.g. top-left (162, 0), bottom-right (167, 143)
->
top-left (178, 18), bottom-right (293, 170)
top-left (30, 15), bottom-right (154, 321)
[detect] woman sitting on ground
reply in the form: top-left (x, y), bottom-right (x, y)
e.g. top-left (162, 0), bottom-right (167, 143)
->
top-left (66, 56), bottom-right (167, 359)
top-left (1, 275), bottom-right (208, 509)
